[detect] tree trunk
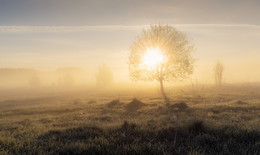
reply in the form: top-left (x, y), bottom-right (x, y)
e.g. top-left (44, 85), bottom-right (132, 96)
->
top-left (159, 79), bottom-right (169, 104)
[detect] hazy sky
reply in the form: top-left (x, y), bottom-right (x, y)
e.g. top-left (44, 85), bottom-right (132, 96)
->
top-left (0, 0), bottom-right (260, 83)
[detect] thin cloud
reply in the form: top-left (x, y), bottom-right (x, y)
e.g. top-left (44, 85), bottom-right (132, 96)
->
top-left (0, 25), bottom-right (146, 33)
top-left (0, 24), bottom-right (260, 33)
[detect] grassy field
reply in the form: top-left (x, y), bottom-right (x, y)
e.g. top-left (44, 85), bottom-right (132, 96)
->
top-left (0, 85), bottom-right (260, 154)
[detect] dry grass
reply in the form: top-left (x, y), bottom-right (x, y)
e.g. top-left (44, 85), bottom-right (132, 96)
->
top-left (0, 85), bottom-right (260, 154)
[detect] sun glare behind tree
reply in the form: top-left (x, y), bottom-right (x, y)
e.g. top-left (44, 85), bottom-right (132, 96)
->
top-left (141, 47), bottom-right (167, 71)
top-left (129, 25), bottom-right (194, 103)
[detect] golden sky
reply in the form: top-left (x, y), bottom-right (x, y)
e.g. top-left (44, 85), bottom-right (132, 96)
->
top-left (0, 0), bottom-right (260, 83)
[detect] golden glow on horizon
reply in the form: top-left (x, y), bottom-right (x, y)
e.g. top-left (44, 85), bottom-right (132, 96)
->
top-left (142, 47), bottom-right (167, 70)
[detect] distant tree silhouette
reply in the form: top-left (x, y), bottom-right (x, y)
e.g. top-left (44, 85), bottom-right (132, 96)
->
top-left (128, 25), bottom-right (194, 103)
top-left (29, 72), bottom-right (41, 88)
top-left (57, 67), bottom-right (79, 87)
top-left (214, 62), bottom-right (224, 86)
top-left (96, 64), bottom-right (114, 88)
top-left (62, 73), bottom-right (74, 86)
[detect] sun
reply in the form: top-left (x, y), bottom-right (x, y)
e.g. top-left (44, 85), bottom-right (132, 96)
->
top-left (142, 47), bottom-right (166, 69)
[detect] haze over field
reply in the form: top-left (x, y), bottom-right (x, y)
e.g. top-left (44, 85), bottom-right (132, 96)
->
top-left (0, 0), bottom-right (260, 87)
top-left (1, 1), bottom-right (260, 154)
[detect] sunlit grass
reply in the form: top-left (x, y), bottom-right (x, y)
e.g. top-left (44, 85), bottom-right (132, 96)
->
top-left (0, 86), bottom-right (260, 154)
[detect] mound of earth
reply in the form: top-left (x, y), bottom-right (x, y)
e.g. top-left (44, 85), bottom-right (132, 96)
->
top-left (235, 100), bottom-right (248, 105)
top-left (125, 98), bottom-right (146, 112)
top-left (168, 102), bottom-right (189, 110)
top-left (88, 100), bottom-right (96, 104)
top-left (107, 99), bottom-right (121, 108)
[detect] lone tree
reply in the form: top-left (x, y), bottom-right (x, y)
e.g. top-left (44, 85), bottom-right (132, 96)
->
top-left (214, 62), bottom-right (224, 86)
top-left (128, 25), bottom-right (194, 102)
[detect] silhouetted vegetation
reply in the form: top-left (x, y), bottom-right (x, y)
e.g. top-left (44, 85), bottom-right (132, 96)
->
top-left (214, 62), bottom-right (224, 86)
top-left (129, 25), bottom-right (194, 103)
top-left (96, 64), bottom-right (114, 88)
top-left (29, 72), bottom-right (41, 88)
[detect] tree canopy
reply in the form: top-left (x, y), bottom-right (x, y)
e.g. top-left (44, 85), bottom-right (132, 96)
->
top-left (128, 25), bottom-right (194, 102)
top-left (129, 25), bottom-right (194, 82)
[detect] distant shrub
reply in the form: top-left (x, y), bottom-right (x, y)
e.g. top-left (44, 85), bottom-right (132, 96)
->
top-left (96, 64), bottom-right (114, 88)
top-left (213, 61), bottom-right (224, 86)
top-left (29, 72), bottom-right (41, 88)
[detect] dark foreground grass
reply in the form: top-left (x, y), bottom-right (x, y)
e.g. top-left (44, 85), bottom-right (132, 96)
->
top-left (1, 120), bottom-right (260, 155)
